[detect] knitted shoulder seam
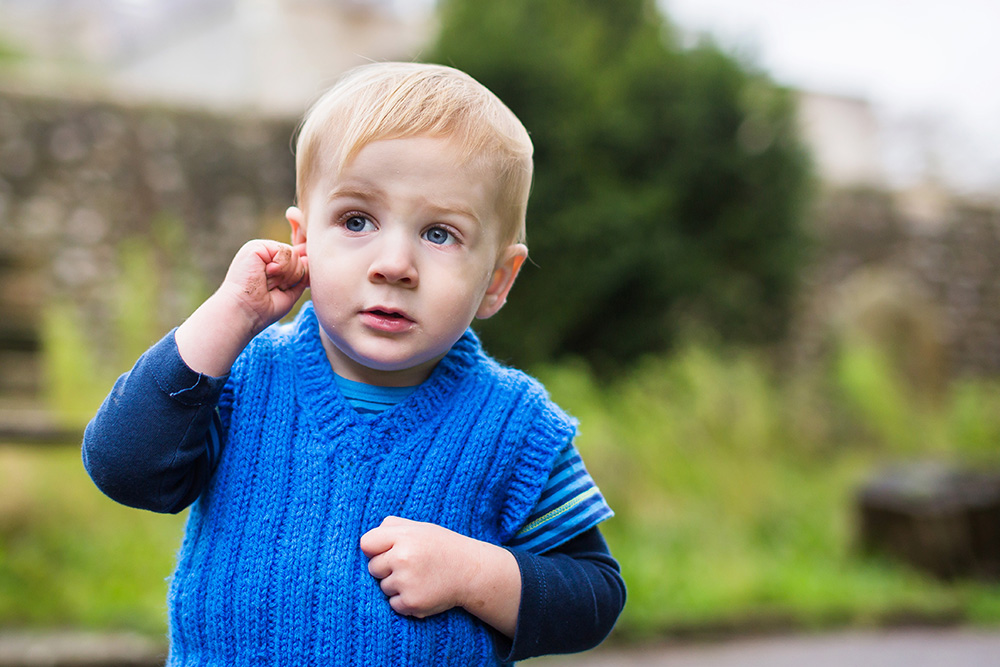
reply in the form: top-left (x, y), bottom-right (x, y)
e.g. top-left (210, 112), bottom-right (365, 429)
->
top-left (496, 370), bottom-right (578, 543)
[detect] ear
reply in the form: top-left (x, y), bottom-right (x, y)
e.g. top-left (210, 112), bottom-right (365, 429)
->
top-left (286, 206), bottom-right (307, 249)
top-left (476, 244), bottom-right (528, 320)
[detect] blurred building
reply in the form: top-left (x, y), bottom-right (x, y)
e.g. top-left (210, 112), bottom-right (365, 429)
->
top-left (0, 0), bottom-right (434, 116)
top-left (796, 91), bottom-right (886, 190)
top-left (794, 90), bottom-right (960, 229)
top-left (0, 0), bottom-right (957, 197)
top-left (111, 0), bottom-right (434, 116)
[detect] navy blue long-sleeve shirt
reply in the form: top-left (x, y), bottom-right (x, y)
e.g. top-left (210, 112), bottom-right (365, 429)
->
top-left (83, 332), bottom-right (625, 661)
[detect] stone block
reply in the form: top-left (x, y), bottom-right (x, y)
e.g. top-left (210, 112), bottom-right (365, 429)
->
top-left (858, 462), bottom-right (1000, 580)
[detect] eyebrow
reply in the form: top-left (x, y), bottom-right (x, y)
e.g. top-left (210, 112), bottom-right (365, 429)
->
top-left (326, 183), bottom-right (384, 205)
top-left (327, 184), bottom-right (484, 228)
top-left (423, 199), bottom-right (483, 227)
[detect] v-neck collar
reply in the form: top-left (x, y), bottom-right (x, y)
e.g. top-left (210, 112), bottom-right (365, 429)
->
top-left (289, 302), bottom-right (478, 450)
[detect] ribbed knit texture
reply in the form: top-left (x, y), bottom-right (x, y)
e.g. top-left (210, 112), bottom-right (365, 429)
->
top-left (166, 302), bottom-right (576, 666)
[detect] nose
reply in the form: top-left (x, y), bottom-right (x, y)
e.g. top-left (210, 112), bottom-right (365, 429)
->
top-left (368, 231), bottom-right (418, 287)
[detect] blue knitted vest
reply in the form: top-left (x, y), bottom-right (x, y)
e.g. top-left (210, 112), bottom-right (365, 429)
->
top-left (166, 303), bottom-right (576, 666)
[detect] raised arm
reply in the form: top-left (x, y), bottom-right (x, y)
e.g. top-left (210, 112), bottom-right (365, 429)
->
top-left (83, 239), bottom-right (308, 512)
top-left (175, 239), bottom-right (308, 376)
top-left (82, 331), bottom-right (227, 513)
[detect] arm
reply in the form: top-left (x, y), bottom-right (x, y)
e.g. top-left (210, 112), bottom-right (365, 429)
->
top-left (503, 527), bottom-right (625, 661)
top-left (359, 520), bottom-right (625, 658)
top-left (82, 331), bottom-right (227, 513)
top-left (83, 239), bottom-right (308, 511)
top-left (360, 516), bottom-right (521, 637)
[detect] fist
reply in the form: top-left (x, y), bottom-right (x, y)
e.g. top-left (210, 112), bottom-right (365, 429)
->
top-left (360, 516), bottom-right (476, 618)
top-left (221, 239), bottom-right (309, 333)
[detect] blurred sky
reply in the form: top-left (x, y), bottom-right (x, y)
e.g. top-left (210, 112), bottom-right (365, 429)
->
top-left (661, 0), bottom-right (1000, 194)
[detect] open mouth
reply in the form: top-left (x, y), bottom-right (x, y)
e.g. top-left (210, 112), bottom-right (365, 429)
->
top-left (368, 308), bottom-right (409, 321)
top-left (362, 308), bottom-right (415, 332)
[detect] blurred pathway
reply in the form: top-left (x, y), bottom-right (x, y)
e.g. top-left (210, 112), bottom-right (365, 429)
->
top-left (531, 628), bottom-right (1000, 667)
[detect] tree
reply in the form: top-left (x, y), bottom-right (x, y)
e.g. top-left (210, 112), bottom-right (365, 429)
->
top-left (431, 0), bottom-right (813, 370)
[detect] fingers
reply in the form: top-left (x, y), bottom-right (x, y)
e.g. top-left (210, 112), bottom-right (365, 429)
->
top-left (359, 517), bottom-right (462, 619)
top-left (387, 592), bottom-right (427, 618)
top-left (364, 545), bottom-right (400, 609)
top-left (264, 243), bottom-right (308, 292)
top-left (366, 549), bottom-right (392, 578)
top-left (364, 543), bottom-right (412, 615)
top-left (360, 517), bottom-right (417, 613)
top-left (359, 516), bottom-right (413, 557)
top-left (361, 518), bottom-right (409, 585)
top-left (369, 568), bottom-right (434, 619)
top-left (230, 239), bottom-right (304, 289)
top-left (360, 526), bottom-right (392, 559)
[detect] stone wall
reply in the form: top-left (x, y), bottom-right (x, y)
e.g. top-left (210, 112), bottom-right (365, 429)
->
top-left (0, 89), bottom-right (297, 398)
top-left (792, 188), bottom-right (1000, 387)
top-left (2, 89), bottom-right (1000, 404)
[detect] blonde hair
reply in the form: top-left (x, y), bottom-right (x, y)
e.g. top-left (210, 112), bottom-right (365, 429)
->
top-left (294, 62), bottom-right (533, 246)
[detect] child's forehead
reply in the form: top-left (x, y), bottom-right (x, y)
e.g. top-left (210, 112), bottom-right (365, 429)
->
top-left (314, 135), bottom-right (495, 195)
top-left (341, 132), bottom-right (477, 171)
top-left (306, 137), bottom-right (495, 219)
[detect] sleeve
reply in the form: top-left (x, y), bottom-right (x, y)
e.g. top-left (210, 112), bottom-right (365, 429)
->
top-left (506, 443), bottom-right (614, 553)
top-left (497, 527), bottom-right (626, 662)
top-left (81, 328), bottom-right (229, 514)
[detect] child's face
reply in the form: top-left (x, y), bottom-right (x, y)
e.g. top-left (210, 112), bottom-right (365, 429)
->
top-left (287, 135), bottom-right (527, 387)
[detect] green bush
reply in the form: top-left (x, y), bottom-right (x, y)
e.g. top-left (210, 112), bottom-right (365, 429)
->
top-left (433, 0), bottom-right (813, 370)
top-left (0, 445), bottom-right (184, 635)
top-left (41, 220), bottom-right (210, 428)
top-left (14, 333), bottom-right (1000, 640)
top-left (538, 343), bottom-right (1000, 638)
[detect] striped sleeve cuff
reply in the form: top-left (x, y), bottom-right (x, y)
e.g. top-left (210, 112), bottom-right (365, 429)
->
top-left (506, 444), bottom-right (614, 553)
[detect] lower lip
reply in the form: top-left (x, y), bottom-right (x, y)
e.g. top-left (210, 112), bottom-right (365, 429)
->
top-left (361, 311), bottom-right (415, 333)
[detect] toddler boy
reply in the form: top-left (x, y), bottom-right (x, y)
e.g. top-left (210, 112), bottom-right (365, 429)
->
top-left (84, 62), bottom-right (624, 665)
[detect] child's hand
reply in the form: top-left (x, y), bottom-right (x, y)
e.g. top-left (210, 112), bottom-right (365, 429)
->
top-left (359, 516), bottom-right (520, 637)
top-left (220, 239), bottom-right (309, 334)
top-left (360, 516), bottom-right (473, 618)
top-left (175, 239), bottom-right (308, 377)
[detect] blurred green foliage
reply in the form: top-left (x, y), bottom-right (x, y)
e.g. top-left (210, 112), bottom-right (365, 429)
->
top-left (432, 0), bottom-right (814, 370)
top-left (538, 341), bottom-right (1000, 638)
top-left (0, 445), bottom-right (184, 634)
top-left (0, 37), bottom-right (25, 64)
top-left (15, 315), bottom-right (1000, 638)
top-left (41, 218), bottom-right (210, 428)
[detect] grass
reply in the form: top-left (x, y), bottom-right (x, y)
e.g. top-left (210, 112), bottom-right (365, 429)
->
top-left (536, 344), bottom-right (1000, 640)
top-left (0, 444), bottom-right (185, 636)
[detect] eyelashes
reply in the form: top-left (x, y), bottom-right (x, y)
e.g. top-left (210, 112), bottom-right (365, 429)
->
top-left (342, 213), bottom-right (375, 233)
top-left (422, 226), bottom-right (457, 246)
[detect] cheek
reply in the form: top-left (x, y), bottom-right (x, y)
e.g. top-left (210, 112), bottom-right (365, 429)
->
top-left (454, 259), bottom-right (493, 293)
top-left (306, 239), bottom-right (352, 276)
top-left (455, 274), bottom-right (495, 320)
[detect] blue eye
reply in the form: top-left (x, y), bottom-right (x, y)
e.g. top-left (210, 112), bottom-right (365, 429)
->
top-left (423, 226), bottom-right (454, 246)
top-left (344, 215), bottom-right (373, 233)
